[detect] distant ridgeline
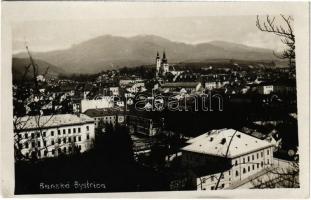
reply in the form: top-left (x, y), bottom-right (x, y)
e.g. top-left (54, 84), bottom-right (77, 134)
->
top-left (12, 35), bottom-right (284, 76)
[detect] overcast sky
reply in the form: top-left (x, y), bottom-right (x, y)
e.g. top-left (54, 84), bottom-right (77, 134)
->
top-left (8, 3), bottom-right (288, 53)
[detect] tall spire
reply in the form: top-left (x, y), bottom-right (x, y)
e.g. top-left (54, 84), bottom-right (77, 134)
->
top-left (162, 51), bottom-right (167, 63)
top-left (156, 51), bottom-right (160, 59)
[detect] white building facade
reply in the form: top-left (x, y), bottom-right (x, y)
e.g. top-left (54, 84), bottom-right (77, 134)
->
top-left (182, 129), bottom-right (274, 190)
top-left (80, 97), bottom-right (114, 113)
top-left (14, 114), bottom-right (95, 160)
top-left (83, 108), bottom-right (125, 129)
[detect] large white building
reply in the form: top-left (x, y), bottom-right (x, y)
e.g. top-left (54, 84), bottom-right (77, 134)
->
top-left (84, 108), bottom-right (125, 129)
top-left (181, 129), bottom-right (274, 190)
top-left (14, 114), bottom-right (95, 160)
top-left (80, 97), bottom-right (114, 113)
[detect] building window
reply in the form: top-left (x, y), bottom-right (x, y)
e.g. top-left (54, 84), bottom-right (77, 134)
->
top-left (267, 149), bottom-right (269, 155)
top-left (63, 129), bottom-right (66, 134)
top-left (229, 170), bottom-right (231, 175)
top-left (267, 159), bottom-right (269, 164)
top-left (221, 184), bottom-right (225, 188)
top-left (74, 137), bottom-right (76, 142)
top-left (25, 143), bottom-right (29, 148)
top-left (69, 147), bottom-right (72, 152)
top-left (73, 128), bottom-right (76, 133)
top-left (78, 128), bottom-right (81, 133)
top-left (257, 153), bottom-right (259, 159)
top-left (43, 140), bottom-right (47, 146)
top-left (211, 176), bottom-right (214, 182)
top-left (51, 131), bottom-right (54, 136)
top-left (235, 160), bottom-right (238, 166)
top-left (261, 161), bottom-right (263, 167)
top-left (211, 186), bottom-right (215, 190)
top-left (261, 151), bottom-right (263, 157)
top-left (63, 147), bottom-right (67, 153)
top-left (25, 133), bottom-right (28, 139)
top-left (32, 141), bottom-right (35, 148)
top-left (252, 155), bottom-right (254, 160)
top-left (37, 151), bottom-right (41, 157)
top-left (31, 133), bottom-right (35, 139)
top-left (58, 130), bottom-right (61, 135)
top-left (87, 134), bottom-right (90, 140)
top-left (58, 139), bottom-right (61, 144)
top-left (78, 136), bottom-right (81, 141)
top-left (248, 166), bottom-right (250, 172)
top-left (68, 137), bottom-right (71, 143)
top-left (51, 140), bottom-right (55, 145)
top-left (257, 163), bottom-right (259, 168)
top-left (86, 126), bottom-right (89, 131)
top-left (243, 168), bottom-right (246, 174)
top-left (52, 149), bottom-right (55, 155)
top-left (252, 164), bottom-right (255, 170)
top-left (243, 158), bottom-right (245, 164)
top-left (247, 156), bottom-right (250, 162)
top-left (63, 138), bottom-right (66, 143)
top-left (44, 150), bottom-right (48, 156)
top-left (37, 133), bottom-right (40, 138)
top-left (68, 129), bottom-right (71, 134)
top-left (221, 174), bottom-right (224, 179)
top-left (43, 132), bottom-right (46, 137)
top-left (58, 149), bottom-right (61, 154)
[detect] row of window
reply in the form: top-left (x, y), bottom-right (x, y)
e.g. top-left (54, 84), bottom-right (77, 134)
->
top-left (234, 149), bottom-right (270, 166)
top-left (22, 135), bottom-right (90, 149)
top-left (94, 116), bottom-right (115, 121)
top-left (235, 160), bottom-right (270, 177)
top-left (24, 145), bottom-right (83, 158)
top-left (208, 183), bottom-right (225, 190)
top-left (18, 126), bottom-right (90, 139)
top-left (202, 173), bottom-right (225, 184)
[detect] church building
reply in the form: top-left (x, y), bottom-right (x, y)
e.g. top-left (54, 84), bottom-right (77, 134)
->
top-left (156, 51), bottom-right (170, 77)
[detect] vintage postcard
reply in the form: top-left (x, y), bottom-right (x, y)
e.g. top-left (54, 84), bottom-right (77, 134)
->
top-left (1, 1), bottom-right (310, 198)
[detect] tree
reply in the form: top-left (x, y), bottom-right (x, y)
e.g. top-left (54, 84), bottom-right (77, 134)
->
top-left (13, 45), bottom-right (65, 162)
top-left (256, 15), bottom-right (295, 68)
top-left (251, 160), bottom-right (299, 188)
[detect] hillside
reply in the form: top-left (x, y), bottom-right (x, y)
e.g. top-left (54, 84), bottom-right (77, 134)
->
top-left (14, 35), bottom-right (279, 74)
top-left (12, 58), bottom-right (65, 81)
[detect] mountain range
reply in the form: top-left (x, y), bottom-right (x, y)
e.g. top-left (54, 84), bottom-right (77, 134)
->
top-left (12, 58), bottom-right (66, 81)
top-left (13, 34), bottom-right (279, 75)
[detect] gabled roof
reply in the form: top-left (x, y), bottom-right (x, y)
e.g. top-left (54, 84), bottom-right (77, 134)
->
top-left (161, 82), bottom-right (201, 88)
top-left (83, 108), bottom-right (124, 117)
top-left (15, 114), bottom-right (94, 131)
top-left (182, 129), bottom-right (273, 158)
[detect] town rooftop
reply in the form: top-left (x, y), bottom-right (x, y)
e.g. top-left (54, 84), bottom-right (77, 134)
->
top-left (182, 128), bottom-right (273, 158)
top-left (15, 114), bottom-right (94, 131)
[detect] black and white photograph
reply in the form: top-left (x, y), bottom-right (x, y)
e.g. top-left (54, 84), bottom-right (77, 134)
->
top-left (1, 1), bottom-right (310, 198)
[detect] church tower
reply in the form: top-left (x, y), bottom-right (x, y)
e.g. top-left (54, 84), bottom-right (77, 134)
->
top-left (162, 51), bottom-right (169, 75)
top-left (156, 51), bottom-right (161, 77)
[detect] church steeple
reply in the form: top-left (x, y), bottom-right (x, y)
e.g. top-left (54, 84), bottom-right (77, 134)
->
top-left (162, 51), bottom-right (167, 63)
top-left (155, 51), bottom-right (161, 78)
top-left (156, 51), bottom-right (160, 59)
